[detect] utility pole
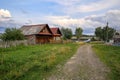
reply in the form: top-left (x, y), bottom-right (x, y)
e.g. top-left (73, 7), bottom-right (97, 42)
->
top-left (106, 22), bottom-right (109, 42)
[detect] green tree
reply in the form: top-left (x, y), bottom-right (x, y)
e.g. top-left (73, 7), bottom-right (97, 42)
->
top-left (61, 27), bottom-right (72, 40)
top-left (1, 28), bottom-right (24, 41)
top-left (103, 26), bottom-right (115, 41)
top-left (95, 27), bottom-right (103, 40)
top-left (75, 27), bottom-right (83, 40)
top-left (95, 25), bottom-right (115, 41)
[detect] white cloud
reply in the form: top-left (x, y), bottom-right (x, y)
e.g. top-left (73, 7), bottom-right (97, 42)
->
top-left (0, 9), bottom-right (22, 29)
top-left (105, 10), bottom-right (120, 29)
top-left (76, 0), bottom-right (119, 12)
top-left (0, 9), bottom-right (12, 21)
top-left (46, 15), bottom-right (103, 28)
top-left (85, 10), bottom-right (120, 29)
top-left (47, 0), bottom-right (119, 14)
top-left (41, 0), bottom-right (120, 14)
top-left (45, 9), bottom-right (120, 34)
top-left (45, 15), bottom-right (103, 35)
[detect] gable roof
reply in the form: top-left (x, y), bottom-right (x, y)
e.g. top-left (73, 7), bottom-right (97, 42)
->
top-left (20, 24), bottom-right (52, 35)
top-left (50, 28), bottom-right (62, 36)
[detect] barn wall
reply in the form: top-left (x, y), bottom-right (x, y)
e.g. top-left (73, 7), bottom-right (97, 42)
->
top-left (36, 35), bottom-right (52, 44)
top-left (25, 35), bottom-right (36, 44)
top-left (25, 35), bottom-right (62, 44)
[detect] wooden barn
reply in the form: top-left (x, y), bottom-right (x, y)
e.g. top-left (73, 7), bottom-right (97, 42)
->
top-left (20, 24), bottom-right (53, 44)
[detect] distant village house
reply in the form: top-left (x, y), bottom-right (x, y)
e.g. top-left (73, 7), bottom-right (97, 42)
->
top-left (113, 31), bottom-right (120, 44)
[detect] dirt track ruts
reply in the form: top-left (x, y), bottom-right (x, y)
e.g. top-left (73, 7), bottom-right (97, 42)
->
top-left (48, 44), bottom-right (110, 80)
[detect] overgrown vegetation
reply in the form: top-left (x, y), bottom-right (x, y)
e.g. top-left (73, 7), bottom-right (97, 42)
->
top-left (0, 43), bottom-right (79, 80)
top-left (90, 41), bottom-right (104, 44)
top-left (92, 44), bottom-right (120, 80)
top-left (0, 28), bottom-right (24, 41)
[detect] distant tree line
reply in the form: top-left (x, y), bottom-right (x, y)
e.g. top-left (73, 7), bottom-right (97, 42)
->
top-left (61, 23), bottom-right (116, 41)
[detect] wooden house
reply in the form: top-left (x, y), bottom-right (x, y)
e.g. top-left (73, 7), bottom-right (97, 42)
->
top-left (20, 24), bottom-right (53, 44)
top-left (113, 31), bottom-right (120, 44)
top-left (50, 28), bottom-right (62, 41)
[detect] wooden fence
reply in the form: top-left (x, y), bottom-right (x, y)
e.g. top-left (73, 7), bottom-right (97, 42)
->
top-left (50, 40), bottom-right (62, 44)
top-left (50, 40), bottom-right (72, 44)
top-left (0, 40), bottom-right (28, 48)
top-left (0, 40), bottom-right (72, 48)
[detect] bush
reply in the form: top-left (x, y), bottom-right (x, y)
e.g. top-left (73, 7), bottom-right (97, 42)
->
top-left (1, 28), bottom-right (24, 41)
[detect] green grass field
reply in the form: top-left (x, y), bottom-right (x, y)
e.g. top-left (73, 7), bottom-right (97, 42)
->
top-left (0, 43), bottom-right (79, 80)
top-left (92, 44), bottom-right (120, 80)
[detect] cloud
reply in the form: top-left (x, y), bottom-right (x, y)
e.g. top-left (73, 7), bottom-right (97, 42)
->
top-left (0, 9), bottom-right (12, 21)
top-left (20, 9), bottom-right (29, 14)
top-left (45, 15), bottom-right (103, 34)
top-left (45, 15), bottom-right (103, 28)
top-left (0, 9), bottom-right (22, 30)
top-left (0, 19), bottom-right (22, 28)
top-left (45, 0), bottom-right (120, 14)
top-left (46, 0), bottom-right (80, 6)
top-left (76, 0), bottom-right (119, 12)
top-left (37, 0), bottom-right (119, 15)
top-left (45, 9), bottom-right (120, 34)
top-left (85, 10), bottom-right (120, 29)
top-left (0, 9), bottom-right (18, 32)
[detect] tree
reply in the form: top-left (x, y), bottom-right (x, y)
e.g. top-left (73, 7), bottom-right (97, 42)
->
top-left (61, 27), bottom-right (72, 40)
top-left (103, 26), bottom-right (115, 42)
top-left (75, 27), bottom-right (83, 40)
top-left (95, 27), bottom-right (103, 40)
top-left (1, 28), bottom-right (24, 41)
top-left (95, 24), bottom-right (115, 41)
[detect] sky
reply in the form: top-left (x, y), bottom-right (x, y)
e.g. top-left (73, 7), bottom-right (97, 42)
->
top-left (0, 0), bottom-right (120, 34)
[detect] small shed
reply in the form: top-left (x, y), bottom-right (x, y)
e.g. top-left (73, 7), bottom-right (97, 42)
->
top-left (20, 24), bottom-right (53, 44)
top-left (50, 28), bottom-right (62, 41)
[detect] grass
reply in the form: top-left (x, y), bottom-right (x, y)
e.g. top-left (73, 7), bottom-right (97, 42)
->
top-left (92, 44), bottom-right (120, 80)
top-left (90, 41), bottom-right (104, 44)
top-left (0, 43), bottom-right (79, 80)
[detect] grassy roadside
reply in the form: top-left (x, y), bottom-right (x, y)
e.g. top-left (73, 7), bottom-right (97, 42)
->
top-left (0, 43), bottom-right (79, 80)
top-left (92, 44), bottom-right (120, 80)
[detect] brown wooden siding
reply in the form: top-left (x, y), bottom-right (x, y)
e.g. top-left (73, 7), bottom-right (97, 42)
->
top-left (36, 35), bottom-right (52, 44)
top-left (25, 35), bottom-right (36, 44)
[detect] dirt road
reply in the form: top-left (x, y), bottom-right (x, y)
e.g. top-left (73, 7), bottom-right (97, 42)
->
top-left (48, 44), bottom-right (110, 80)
